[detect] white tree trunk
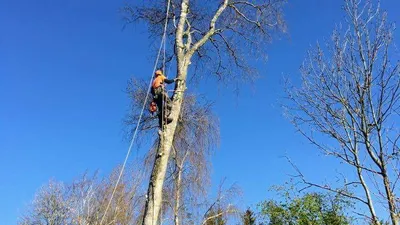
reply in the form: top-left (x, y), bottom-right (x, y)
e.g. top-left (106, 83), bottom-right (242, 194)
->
top-left (142, 62), bottom-right (189, 225)
top-left (173, 166), bottom-right (182, 225)
top-left (142, 0), bottom-right (224, 223)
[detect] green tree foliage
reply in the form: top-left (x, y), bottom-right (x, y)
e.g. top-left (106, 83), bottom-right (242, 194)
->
top-left (259, 186), bottom-right (354, 225)
top-left (242, 208), bottom-right (257, 225)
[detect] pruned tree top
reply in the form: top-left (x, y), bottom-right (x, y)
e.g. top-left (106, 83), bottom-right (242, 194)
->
top-left (122, 0), bottom-right (287, 83)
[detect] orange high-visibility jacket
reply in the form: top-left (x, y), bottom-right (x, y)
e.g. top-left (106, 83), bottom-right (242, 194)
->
top-left (152, 75), bottom-right (174, 89)
top-left (152, 75), bottom-right (167, 89)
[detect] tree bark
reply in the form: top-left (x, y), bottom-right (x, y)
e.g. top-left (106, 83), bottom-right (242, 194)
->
top-left (141, 0), bottom-right (190, 224)
top-left (355, 155), bottom-right (380, 225)
top-left (174, 165), bottom-right (183, 225)
top-left (381, 162), bottom-right (399, 225)
top-left (142, 0), bottom-right (232, 224)
top-left (142, 63), bottom-right (189, 225)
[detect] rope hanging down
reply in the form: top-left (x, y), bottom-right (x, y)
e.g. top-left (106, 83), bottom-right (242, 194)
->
top-left (99, 0), bottom-right (172, 224)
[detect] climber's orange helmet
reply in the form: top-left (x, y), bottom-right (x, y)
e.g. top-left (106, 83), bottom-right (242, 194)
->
top-left (154, 70), bottom-right (163, 77)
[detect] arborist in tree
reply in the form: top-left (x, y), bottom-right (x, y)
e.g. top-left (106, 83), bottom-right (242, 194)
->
top-left (150, 69), bottom-right (177, 128)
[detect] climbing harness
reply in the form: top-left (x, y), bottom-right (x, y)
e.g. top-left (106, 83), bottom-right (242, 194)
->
top-left (99, 0), bottom-right (172, 224)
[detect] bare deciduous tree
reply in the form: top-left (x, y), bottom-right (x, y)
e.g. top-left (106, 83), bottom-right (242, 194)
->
top-left (124, 1), bottom-right (286, 224)
top-left (19, 181), bottom-right (70, 225)
top-left (69, 168), bottom-right (143, 225)
top-left (200, 182), bottom-right (240, 225)
top-left (284, 0), bottom-right (400, 224)
top-left (19, 167), bottom-right (143, 225)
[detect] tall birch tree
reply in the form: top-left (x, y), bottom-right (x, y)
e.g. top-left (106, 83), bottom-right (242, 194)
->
top-left (124, 1), bottom-right (286, 224)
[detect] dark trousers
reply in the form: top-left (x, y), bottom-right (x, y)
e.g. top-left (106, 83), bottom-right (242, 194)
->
top-left (153, 87), bottom-right (172, 127)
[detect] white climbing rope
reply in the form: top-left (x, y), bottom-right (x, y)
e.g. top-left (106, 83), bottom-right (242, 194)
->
top-left (99, 0), bottom-right (171, 224)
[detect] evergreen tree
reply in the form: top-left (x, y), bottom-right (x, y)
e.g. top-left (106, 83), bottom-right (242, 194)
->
top-left (242, 208), bottom-right (256, 225)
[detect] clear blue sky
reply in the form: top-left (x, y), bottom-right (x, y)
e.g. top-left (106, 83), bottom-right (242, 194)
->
top-left (1, 0), bottom-right (399, 224)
